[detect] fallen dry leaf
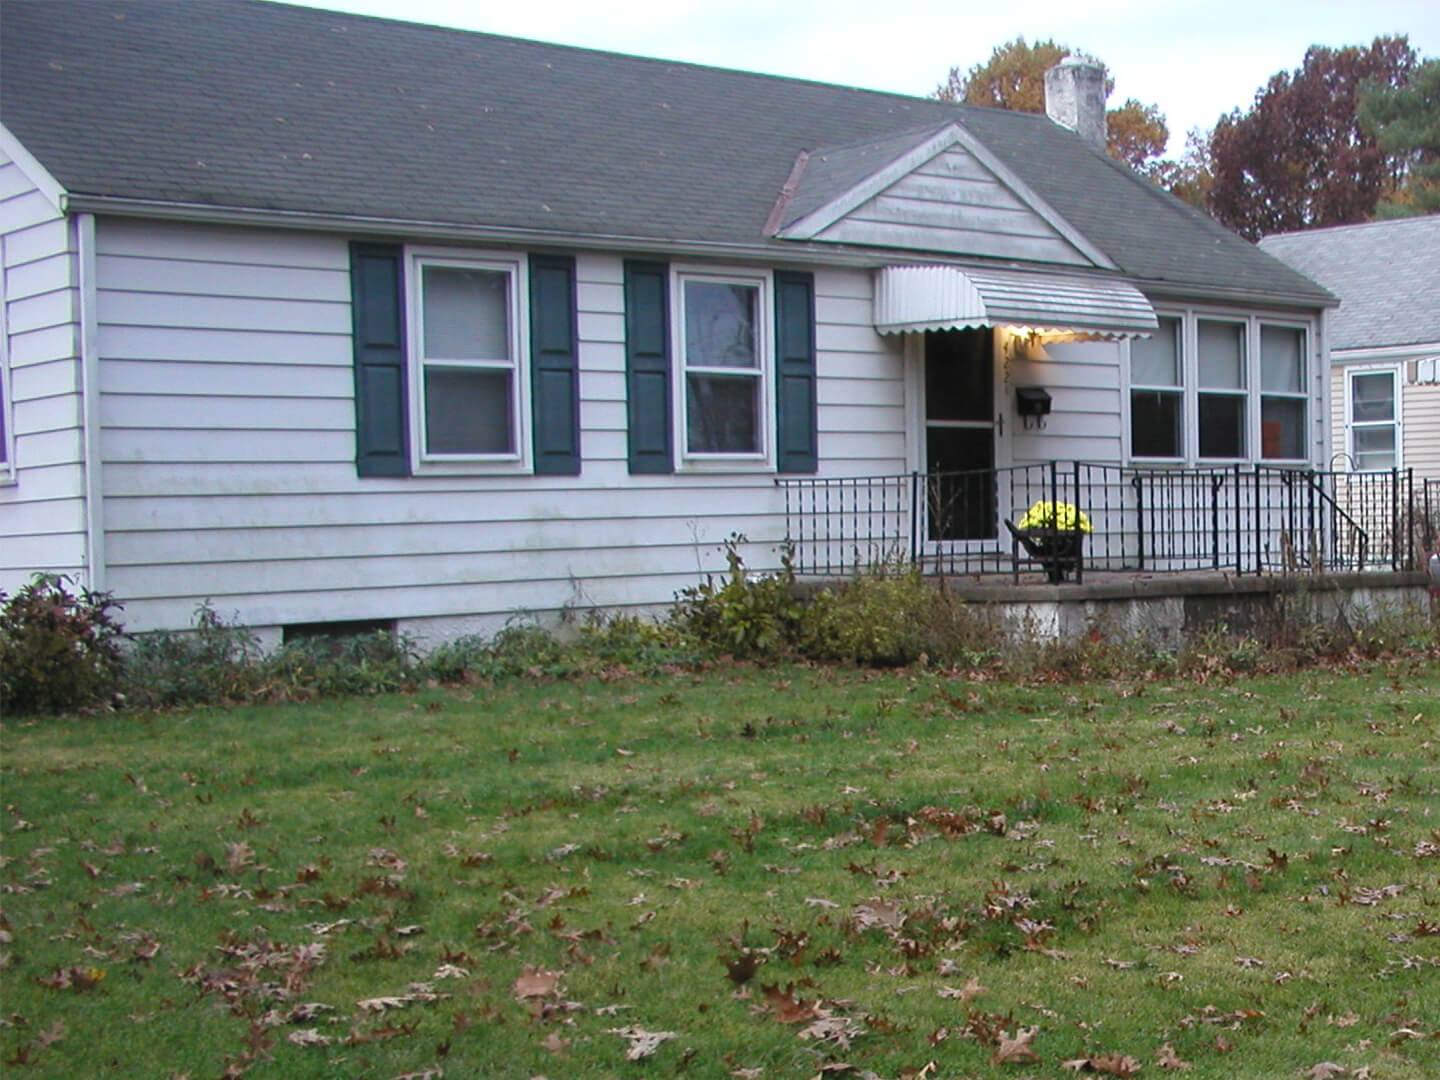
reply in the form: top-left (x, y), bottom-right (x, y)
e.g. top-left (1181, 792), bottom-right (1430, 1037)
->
top-left (990, 1026), bottom-right (1040, 1065)
top-left (606, 1025), bottom-right (676, 1061)
top-left (937, 976), bottom-right (987, 1003)
top-left (1156, 1042), bottom-right (1191, 1069)
top-left (285, 1029), bottom-right (332, 1047)
top-left (1302, 1065), bottom-right (1348, 1080)
top-left (761, 983), bottom-right (823, 1024)
top-left (512, 966), bottom-right (561, 1000)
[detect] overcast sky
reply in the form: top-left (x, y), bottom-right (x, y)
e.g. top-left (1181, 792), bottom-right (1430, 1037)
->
top-left (291, 0), bottom-right (1439, 157)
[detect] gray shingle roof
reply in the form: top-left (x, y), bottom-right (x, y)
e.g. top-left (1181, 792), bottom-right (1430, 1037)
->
top-left (2, 0), bottom-right (1329, 305)
top-left (1259, 217), bottom-right (1440, 351)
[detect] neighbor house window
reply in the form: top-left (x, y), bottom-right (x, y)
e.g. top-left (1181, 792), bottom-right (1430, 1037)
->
top-left (1259, 325), bottom-right (1306, 460)
top-left (677, 271), bottom-right (769, 460)
top-left (410, 253), bottom-right (525, 464)
top-left (1129, 311), bottom-right (1311, 464)
top-left (1130, 315), bottom-right (1182, 458)
top-left (1348, 368), bottom-right (1400, 470)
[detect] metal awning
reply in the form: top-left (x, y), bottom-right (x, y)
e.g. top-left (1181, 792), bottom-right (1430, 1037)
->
top-left (874, 265), bottom-right (1158, 338)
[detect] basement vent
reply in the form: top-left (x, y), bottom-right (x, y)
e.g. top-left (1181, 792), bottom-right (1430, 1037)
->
top-left (282, 618), bottom-right (397, 644)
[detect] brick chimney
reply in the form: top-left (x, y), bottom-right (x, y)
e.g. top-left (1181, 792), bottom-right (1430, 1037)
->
top-left (1044, 57), bottom-right (1107, 149)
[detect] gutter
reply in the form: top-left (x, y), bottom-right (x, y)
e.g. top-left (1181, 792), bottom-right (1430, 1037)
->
top-left (73, 213), bottom-right (105, 592)
top-left (63, 193), bottom-right (1336, 310)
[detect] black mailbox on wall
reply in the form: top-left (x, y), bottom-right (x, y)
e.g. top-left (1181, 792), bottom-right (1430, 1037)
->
top-left (1016, 386), bottom-right (1052, 429)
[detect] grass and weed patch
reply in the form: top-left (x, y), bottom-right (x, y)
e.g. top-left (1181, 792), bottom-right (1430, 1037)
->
top-left (3, 661), bottom-right (1438, 1078)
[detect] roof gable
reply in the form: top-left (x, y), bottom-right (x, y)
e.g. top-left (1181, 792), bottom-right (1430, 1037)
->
top-left (772, 123), bottom-right (1115, 269)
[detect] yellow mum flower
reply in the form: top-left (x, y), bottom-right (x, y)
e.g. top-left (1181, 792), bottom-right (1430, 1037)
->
top-left (1016, 500), bottom-right (1093, 534)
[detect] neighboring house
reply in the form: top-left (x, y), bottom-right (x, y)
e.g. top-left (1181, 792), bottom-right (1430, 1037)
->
top-left (0, 1), bottom-right (1335, 641)
top-left (1260, 217), bottom-right (1440, 481)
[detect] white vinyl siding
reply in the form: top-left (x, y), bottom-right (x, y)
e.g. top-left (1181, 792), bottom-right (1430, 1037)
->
top-left (814, 147), bottom-right (1092, 266)
top-left (93, 220), bottom-right (908, 634)
top-left (1005, 337), bottom-right (1124, 466)
top-left (0, 147), bottom-right (86, 591)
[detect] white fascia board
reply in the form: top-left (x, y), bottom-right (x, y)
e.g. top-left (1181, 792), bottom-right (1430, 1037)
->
top-left (61, 193), bottom-right (1002, 270)
top-left (775, 124), bottom-right (959, 241)
top-left (0, 123), bottom-right (67, 214)
top-left (1331, 341), bottom-right (1440, 364)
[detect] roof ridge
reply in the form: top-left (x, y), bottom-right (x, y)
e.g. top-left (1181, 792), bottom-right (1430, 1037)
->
top-left (246, 0), bottom-right (975, 113)
top-left (1261, 215), bottom-right (1440, 242)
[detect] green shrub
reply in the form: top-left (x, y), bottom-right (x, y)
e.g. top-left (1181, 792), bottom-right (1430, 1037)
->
top-left (263, 630), bottom-right (422, 699)
top-left (800, 569), bottom-right (1004, 668)
top-left (576, 612), bottom-right (700, 670)
top-left (0, 573), bottom-right (126, 714)
top-left (671, 535), bottom-right (803, 659)
top-left (123, 602), bottom-right (265, 707)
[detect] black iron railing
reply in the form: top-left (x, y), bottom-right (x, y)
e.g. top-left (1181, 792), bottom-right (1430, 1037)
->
top-left (777, 463), bottom-right (1428, 580)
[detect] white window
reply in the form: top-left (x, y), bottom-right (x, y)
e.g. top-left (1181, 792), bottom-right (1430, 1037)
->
top-left (1196, 319), bottom-right (1246, 459)
top-left (1129, 315), bottom-right (1183, 459)
top-left (407, 250), bottom-right (528, 469)
top-left (1347, 367), bottom-right (1401, 471)
top-left (1259, 325), bottom-right (1307, 460)
top-left (1128, 311), bottom-right (1310, 464)
top-left (675, 269), bottom-right (770, 464)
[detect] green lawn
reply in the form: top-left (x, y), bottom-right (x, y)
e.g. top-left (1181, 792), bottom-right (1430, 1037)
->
top-left (2, 660), bottom-right (1437, 1079)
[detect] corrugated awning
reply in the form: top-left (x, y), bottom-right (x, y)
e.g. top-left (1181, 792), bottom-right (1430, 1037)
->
top-left (874, 265), bottom-right (1158, 338)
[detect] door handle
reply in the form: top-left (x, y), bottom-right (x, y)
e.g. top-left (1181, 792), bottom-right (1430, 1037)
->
top-left (996, 412), bottom-right (1004, 437)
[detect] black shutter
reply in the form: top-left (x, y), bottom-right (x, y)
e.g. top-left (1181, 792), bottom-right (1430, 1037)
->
top-left (529, 255), bottom-right (581, 475)
top-left (624, 260), bottom-right (673, 474)
top-left (774, 270), bottom-right (818, 474)
top-left (349, 243), bottom-right (410, 477)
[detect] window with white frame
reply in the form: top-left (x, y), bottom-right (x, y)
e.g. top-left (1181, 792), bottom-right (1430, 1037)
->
top-left (1259, 325), bottom-right (1306, 460)
top-left (409, 252), bottom-right (526, 465)
top-left (1130, 315), bottom-right (1183, 458)
top-left (1197, 318), bottom-right (1246, 458)
top-left (1348, 367), bottom-right (1400, 470)
top-left (1128, 311), bottom-right (1309, 464)
top-left (677, 271), bottom-right (769, 460)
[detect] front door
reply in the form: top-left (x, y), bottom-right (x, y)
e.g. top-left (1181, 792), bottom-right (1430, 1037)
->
top-left (924, 328), bottom-right (996, 540)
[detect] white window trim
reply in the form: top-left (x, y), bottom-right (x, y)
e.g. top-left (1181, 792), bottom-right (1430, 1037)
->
top-left (404, 247), bottom-right (531, 475)
top-left (672, 265), bottom-right (774, 472)
top-left (1126, 314), bottom-right (1185, 463)
top-left (0, 246), bottom-right (14, 486)
top-left (1344, 363), bottom-right (1403, 472)
top-left (1126, 308), bottom-right (1315, 466)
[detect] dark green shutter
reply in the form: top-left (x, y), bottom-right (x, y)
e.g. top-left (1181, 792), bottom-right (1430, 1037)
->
top-left (624, 260), bottom-right (673, 474)
top-left (349, 243), bottom-right (410, 477)
top-left (529, 255), bottom-right (581, 475)
top-left (774, 270), bottom-right (818, 474)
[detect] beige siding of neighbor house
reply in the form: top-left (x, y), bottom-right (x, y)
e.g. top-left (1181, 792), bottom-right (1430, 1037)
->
top-left (1401, 378), bottom-right (1440, 480)
top-left (93, 218), bottom-right (907, 637)
top-left (0, 147), bottom-right (87, 592)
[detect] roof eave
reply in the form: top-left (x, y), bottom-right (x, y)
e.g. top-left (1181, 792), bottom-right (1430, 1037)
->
top-left (1140, 279), bottom-right (1338, 311)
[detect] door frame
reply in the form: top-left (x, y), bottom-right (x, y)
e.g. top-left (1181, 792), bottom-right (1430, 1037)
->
top-left (904, 328), bottom-right (1012, 547)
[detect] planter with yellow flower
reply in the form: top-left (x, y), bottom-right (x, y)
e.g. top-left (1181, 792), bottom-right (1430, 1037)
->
top-left (1006, 500), bottom-right (1093, 584)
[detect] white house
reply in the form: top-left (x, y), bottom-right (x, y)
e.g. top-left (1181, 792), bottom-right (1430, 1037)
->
top-left (0, 0), bottom-right (1340, 642)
